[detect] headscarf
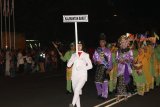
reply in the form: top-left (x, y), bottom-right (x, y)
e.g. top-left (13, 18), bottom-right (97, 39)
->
top-left (118, 35), bottom-right (130, 49)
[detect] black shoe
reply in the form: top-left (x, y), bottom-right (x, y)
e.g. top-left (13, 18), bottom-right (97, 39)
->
top-left (109, 91), bottom-right (113, 95)
top-left (97, 95), bottom-right (102, 99)
top-left (101, 97), bottom-right (107, 100)
top-left (66, 91), bottom-right (72, 95)
top-left (69, 104), bottom-right (74, 107)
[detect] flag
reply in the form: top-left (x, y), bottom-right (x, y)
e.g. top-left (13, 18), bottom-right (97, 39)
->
top-left (129, 33), bottom-right (135, 41)
top-left (154, 32), bottom-right (159, 40)
top-left (148, 37), bottom-right (156, 44)
top-left (0, 0), bottom-right (2, 13)
top-left (11, 0), bottom-right (14, 15)
top-left (126, 33), bottom-right (134, 41)
top-left (7, 0), bottom-right (10, 16)
top-left (140, 34), bottom-right (146, 42)
top-left (135, 34), bottom-right (138, 41)
top-left (3, 0), bottom-right (7, 16)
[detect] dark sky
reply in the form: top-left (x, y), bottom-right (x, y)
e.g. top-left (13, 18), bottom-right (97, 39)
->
top-left (14, 0), bottom-right (160, 43)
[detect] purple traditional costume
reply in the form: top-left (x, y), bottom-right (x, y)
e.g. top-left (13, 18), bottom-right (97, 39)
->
top-left (93, 47), bottom-right (112, 99)
top-left (116, 35), bottom-right (134, 97)
top-left (116, 49), bottom-right (133, 84)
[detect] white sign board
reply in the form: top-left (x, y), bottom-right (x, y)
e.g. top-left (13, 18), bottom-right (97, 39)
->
top-left (63, 14), bottom-right (88, 54)
top-left (63, 15), bottom-right (88, 23)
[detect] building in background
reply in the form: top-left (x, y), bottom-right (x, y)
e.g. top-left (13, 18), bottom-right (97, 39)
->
top-left (0, 32), bottom-right (25, 49)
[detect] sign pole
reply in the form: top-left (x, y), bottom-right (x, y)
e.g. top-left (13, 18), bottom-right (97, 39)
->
top-left (75, 22), bottom-right (78, 54)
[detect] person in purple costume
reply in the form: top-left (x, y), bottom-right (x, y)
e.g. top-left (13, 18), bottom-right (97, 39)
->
top-left (93, 34), bottom-right (113, 100)
top-left (116, 35), bottom-right (135, 101)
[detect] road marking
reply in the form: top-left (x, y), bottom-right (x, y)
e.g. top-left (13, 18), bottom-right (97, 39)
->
top-left (93, 92), bottom-right (138, 107)
top-left (105, 93), bottom-right (137, 107)
top-left (94, 97), bottom-right (117, 107)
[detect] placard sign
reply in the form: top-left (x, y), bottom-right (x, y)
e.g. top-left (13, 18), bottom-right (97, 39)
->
top-left (63, 15), bottom-right (88, 54)
top-left (63, 15), bottom-right (88, 23)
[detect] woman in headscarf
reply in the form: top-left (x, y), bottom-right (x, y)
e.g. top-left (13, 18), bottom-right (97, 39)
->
top-left (109, 43), bottom-right (118, 93)
top-left (149, 44), bottom-right (156, 89)
top-left (154, 45), bottom-right (160, 86)
top-left (55, 42), bottom-right (75, 94)
top-left (132, 48), bottom-right (146, 95)
top-left (116, 35), bottom-right (134, 100)
top-left (143, 45), bottom-right (154, 92)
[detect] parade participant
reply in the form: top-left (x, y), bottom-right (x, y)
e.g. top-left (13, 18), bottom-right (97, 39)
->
top-left (109, 43), bottom-right (118, 93)
top-left (132, 48), bottom-right (146, 96)
top-left (148, 44), bottom-right (156, 89)
top-left (155, 45), bottom-right (160, 86)
top-left (68, 41), bottom-right (93, 107)
top-left (93, 34), bottom-right (113, 100)
top-left (143, 45), bottom-right (154, 92)
top-left (116, 35), bottom-right (134, 100)
top-left (58, 42), bottom-right (75, 94)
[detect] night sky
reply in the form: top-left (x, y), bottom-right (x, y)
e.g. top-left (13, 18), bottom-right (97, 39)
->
top-left (14, 0), bottom-right (160, 45)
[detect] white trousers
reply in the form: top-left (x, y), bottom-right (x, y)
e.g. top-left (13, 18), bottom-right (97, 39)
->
top-left (72, 79), bottom-right (86, 107)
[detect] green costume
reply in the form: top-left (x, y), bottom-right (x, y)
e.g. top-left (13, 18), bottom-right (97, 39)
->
top-left (109, 51), bottom-right (117, 92)
top-left (132, 49), bottom-right (146, 95)
top-left (155, 45), bottom-right (160, 86)
top-left (61, 50), bottom-right (75, 93)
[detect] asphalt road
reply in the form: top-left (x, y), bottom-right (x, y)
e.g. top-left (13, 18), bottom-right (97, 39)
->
top-left (0, 70), bottom-right (160, 107)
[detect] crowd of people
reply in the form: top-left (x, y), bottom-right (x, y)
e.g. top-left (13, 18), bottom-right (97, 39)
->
top-left (0, 47), bottom-right (59, 78)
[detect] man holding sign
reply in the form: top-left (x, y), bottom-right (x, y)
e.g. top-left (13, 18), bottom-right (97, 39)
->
top-left (67, 41), bottom-right (92, 107)
top-left (63, 15), bottom-right (89, 107)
